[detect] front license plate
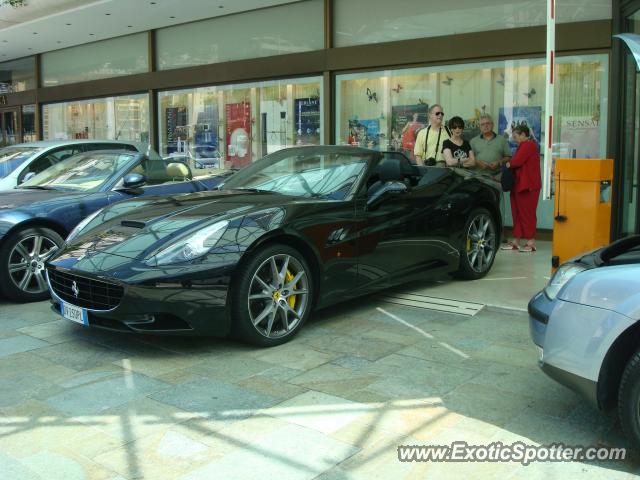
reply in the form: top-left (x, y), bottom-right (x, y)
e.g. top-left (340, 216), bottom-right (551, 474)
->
top-left (62, 302), bottom-right (87, 326)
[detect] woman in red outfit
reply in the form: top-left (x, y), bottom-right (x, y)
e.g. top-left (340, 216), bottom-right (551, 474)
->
top-left (501, 125), bottom-right (541, 252)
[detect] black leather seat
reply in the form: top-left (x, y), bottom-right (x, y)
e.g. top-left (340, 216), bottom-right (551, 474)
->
top-left (367, 159), bottom-right (404, 197)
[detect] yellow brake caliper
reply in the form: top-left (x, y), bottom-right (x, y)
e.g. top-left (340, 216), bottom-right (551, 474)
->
top-left (285, 270), bottom-right (296, 308)
top-left (466, 236), bottom-right (472, 252)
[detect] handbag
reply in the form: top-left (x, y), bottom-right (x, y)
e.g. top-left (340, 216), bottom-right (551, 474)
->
top-left (500, 165), bottom-right (515, 192)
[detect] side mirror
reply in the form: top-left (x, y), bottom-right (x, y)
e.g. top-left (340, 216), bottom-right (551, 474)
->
top-left (367, 181), bottom-right (407, 208)
top-left (20, 171), bottom-right (36, 184)
top-left (122, 172), bottom-right (146, 189)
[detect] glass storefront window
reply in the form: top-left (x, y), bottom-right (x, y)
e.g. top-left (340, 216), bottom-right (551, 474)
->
top-left (335, 54), bottom-right (608, 229)
top-left (334, 0), bottom-right (611, 47)
top-left (42, 94), bottom-right (150, 143)
top-left (22, 105), bottom-right (37, 143)
top-left (41, 33), bottom-right (148, 86)
top-left (156, 0), bottom-right (323, 70)
top-left (158, 77), bottom-right (323, 175)
top-left (0, 57), bottom-right (35, 93)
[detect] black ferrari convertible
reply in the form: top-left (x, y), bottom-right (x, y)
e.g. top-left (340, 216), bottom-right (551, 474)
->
top-left (46, 146), bottom-right (501, 346)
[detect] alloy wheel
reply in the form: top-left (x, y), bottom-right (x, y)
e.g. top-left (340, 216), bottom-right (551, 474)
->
top-left (247, 253), bottom-right (309, 339)
top-left (466, 213), bottom-right (496, 273)
top-left (8, 234), bottom-right (59, 294)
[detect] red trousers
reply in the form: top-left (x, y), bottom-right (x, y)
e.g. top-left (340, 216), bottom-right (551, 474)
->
top-left (510, 189), bottom-right (540, 240)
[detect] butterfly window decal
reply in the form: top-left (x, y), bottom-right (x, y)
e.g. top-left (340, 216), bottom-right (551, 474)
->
top-left (418, 98), bottom-right (427, 105)
top-left (524, 88), bottom-right (536, 99)
top-left (366, 88), bottom-right (378, 103)
top-left (497, 73), bottom-right (505, 86)
top-left (391, 84), bottom-right (403, 93)
top-left (442, 76), bottom-right (453, 86)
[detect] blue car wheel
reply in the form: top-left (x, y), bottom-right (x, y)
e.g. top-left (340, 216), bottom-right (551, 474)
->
top-left (0, 226), bottom-right (64, 302)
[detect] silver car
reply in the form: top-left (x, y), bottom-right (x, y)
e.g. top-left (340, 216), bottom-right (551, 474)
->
top-left (0, 140), bottom-right (155, 191)
top-left (529, 235), bottom-right (640, 447)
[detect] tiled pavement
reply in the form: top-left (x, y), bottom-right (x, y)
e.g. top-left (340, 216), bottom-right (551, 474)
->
top-left (0, 245), bottom-right (639, 479)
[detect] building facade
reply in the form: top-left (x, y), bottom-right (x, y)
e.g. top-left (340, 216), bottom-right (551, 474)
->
top-left (0, 0), bottom-right (635, 237)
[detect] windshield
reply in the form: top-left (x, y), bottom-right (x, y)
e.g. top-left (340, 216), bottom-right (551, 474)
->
top-left (220, 147), bottom-right (370, 200)
top-left (0, 146), bottom-right (42, 179)
top-left (21, 151), bottom-right (136, 192)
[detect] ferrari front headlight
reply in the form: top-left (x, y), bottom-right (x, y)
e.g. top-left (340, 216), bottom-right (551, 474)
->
top-left (151, 220), bottom-right (229, 266)
top-left (544, 263), bottom-right (587, 300)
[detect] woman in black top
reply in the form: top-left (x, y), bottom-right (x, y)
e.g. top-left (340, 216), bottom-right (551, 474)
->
top-left (442, 116), bottom-right (476, 168)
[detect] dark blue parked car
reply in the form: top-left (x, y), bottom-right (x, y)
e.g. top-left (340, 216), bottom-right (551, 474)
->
top-left (0, 149), bottom-right (224, 302)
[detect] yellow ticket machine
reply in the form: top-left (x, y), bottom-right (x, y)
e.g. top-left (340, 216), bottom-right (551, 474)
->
top-left (552, 158), bottom-right (613, 269)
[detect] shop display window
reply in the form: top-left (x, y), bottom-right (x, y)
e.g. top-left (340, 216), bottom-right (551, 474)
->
top-left (336, 54), bottom-right (608, 228)
top-left (158, 77), bottom-right (323, 175)
top-left (22, 105), bottom-right (37, 143)
top-left (0, 57), bottom-right (35, 93)
top-left (42, 94), bottom-right (150, 143)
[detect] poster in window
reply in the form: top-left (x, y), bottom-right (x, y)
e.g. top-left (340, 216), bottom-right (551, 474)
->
top-left (225, 101), bottom-right (251, 168)
top-left (498, 106), bottom-right (542, 155)
top-left (347, 119), bottom-right (380, 149)
top-left (294, 98), bottom-right (320, 145)
top-left (559, 116), bottom-right (600, 159)
top-left (165, 106), bottom-right (188, 154)
top-left (391, 104), bottom-right (428, 159)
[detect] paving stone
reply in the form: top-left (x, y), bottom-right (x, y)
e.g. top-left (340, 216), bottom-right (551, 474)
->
top-left (44, 372), bottom-right (170, 416)
top-left (31, 340), bottom-right (129, 371)
top-left (188, 353), bottom-right (276, 382)
top-left (302, 333), bottom-right (403, 361)
top-left (93, 427), bottom-right (222, 479)
top-left (262, 391), bottom-right (374, 435)
top-left (150, 377), bottom-right (280, 422)
top-left (176, 423), bottom-right (358, 480)
top-left (251, 342), bottom-right (340, 371)
top-left (0, 334), bottom-right (50, 358)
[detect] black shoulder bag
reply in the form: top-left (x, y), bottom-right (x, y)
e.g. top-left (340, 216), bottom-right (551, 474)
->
top-left (500, 164), bottom-right (515, 192)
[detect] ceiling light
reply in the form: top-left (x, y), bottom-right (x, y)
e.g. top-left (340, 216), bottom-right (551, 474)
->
top-left (127, 25), bottom-right (133, 27)
top-left (33, 32), bottom-right (38, 34)
top-left (89, 33), bottom-right (94, 36)
top-left (27, 48), bottom-right (32, 50)
top-left (169, 16), bottom-right (175, 18)
top-left (218, 5), bottom-right (224, 8)
top-left (66, 23), bottom-right (71, 26)
top-left (105, 13), bottom-right (111, 15)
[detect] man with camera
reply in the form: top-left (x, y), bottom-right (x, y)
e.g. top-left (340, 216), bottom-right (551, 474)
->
top-left (414, 104), bottom-right (450, 166)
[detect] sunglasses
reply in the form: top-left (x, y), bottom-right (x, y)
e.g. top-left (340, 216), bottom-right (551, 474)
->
top-left (433, 112), bottom-right (445, 116)
top-left (451, 125), bottom-right (464, 130)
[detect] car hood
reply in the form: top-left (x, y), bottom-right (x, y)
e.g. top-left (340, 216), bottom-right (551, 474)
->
top-left (0, 188), bottom-right (85, 211)
top-left (58, 190), bottom-right (294, 264)
top-left (558, 263), bottom-right (640, 318)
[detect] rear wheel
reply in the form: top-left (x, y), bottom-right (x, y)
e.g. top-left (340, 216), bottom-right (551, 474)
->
top-left (0, 226), bottom-right (64, 302)
top-left (618, 349), bottom-right (640, 449)
top-left (456, 208), bottom-right (497, 280)
top-left (231, 244), bottom-right (313, 347)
